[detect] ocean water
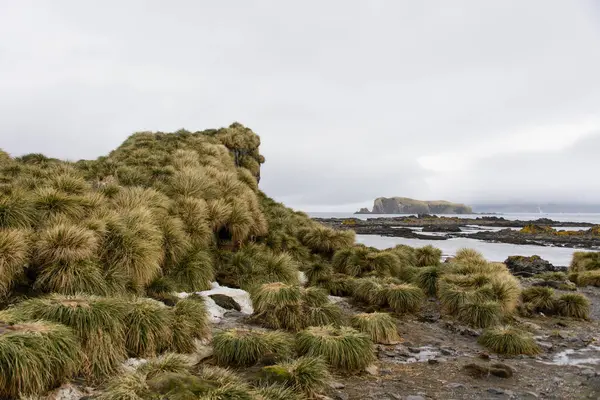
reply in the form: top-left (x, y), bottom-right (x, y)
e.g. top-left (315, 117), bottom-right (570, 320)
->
top-left (308, 212), bottom-right (600, 266)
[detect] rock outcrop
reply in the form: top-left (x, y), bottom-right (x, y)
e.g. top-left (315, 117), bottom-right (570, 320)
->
top-left (504, 255), bottom-right (559, 277)
top-left (368, 197), bottom-right (472, 214)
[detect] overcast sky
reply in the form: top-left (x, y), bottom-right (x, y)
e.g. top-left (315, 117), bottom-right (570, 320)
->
top-left (2, 1), bottom-right (600, 211)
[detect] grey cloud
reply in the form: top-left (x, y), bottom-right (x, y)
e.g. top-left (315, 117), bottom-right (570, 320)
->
top-left (1, 1), bottom-right (600, 209)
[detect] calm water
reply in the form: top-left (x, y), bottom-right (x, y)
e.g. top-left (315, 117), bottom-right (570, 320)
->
top-left (308, 212), bottom-right (600, 266)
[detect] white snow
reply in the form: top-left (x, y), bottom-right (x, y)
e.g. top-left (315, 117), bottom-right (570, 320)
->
top-left (178, 282), bottom-right (253, 323)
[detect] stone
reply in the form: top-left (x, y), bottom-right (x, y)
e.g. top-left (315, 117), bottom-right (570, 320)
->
top-left (192, 342), bottom-right (213, 363)
top-left (521, 321), bottom-right (542, 331)
top-left (209, 294), bottom-right (242, 311)
top-left (408, 347), bottom-right (421, 353)
top-left (365, 364), bottom-right (379, 376)
top-left (46, 384), bottom-right (85, 400)
top-left (504, 255), bottom-right (558, 277)
top-left (329, 382), bottom-right (345, 390)
top-left (521, 392), bottom-right (539, 399)
top-left (334, 392), bottom-right (349, 400)
top-left (464, 363), bottom-right (513, 379)
top-left (487, 388), bottom-right (505, 395)
top-left (428, 359), bottom-right (439, 365)
top-left (447, 383), bottom-right (465, 389)
top-left (478, 352), bottom-right (490, 360)
top-left (405, 396), bottom-right (426, 400)
top-left (537, 341), bottom-right (553, 351)
top-left (440, 348), bottom-right (454, 356)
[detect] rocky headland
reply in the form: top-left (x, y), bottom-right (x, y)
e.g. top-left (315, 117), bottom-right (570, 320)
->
top-left (357, 197), bottom-right (472, 214)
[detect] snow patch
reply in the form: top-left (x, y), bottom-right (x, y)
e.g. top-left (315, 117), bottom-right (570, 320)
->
top-left (178, 282), bottom-right (253, 323)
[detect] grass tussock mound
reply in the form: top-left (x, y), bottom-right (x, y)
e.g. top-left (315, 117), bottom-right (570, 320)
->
top-left (0, 321), bottom-right (81, 398)
top-left (213, 328), bottom-right (292, 367)
top-left (555, 293), bottom-right (590, 319)
top-left (296, 325), bottom-right (375, 372)
top-left (478, 326), bottom-right (541, 356)
top-left (350, 312), bottom-right (400, 344)
top-left (260, 356), bottom-right (330, 397)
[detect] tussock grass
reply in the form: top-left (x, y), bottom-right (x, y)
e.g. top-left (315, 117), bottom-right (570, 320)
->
top-left (255, 384), bottom-right (305, 400)
top-left (261, 356), bottom-right (330, 396)
top-left (453, 248), bottom-right (486, 265)
top-left (171, 297), bottom-right (211, 353)
top-left (124, 299), bottom-right (173, 357)
top-left (298, 225), bottom-right (355, 255)
top-left (458, 300), bottom-right (502, 328)
top-left (415, 265), bottom-right (443, 296)
top-left (574, 270), bottom-right (600, 287)
top-left (478, 326), bottom-right (541, 356)
top-left (304, 261), bottom-right (333, 286)
top-left (138, 353), bottom-right (192, 380)
top-left (320, 273), bottom-right (353, 296)
top-left (12, 294), bottom-right (127, 379)
top-left (521, 286), bottom-right (555, 313)
top-left (414, 245), bottom-right (441, 267)
top-left (438, 282), bottom-right (471, 314)
top-left (351, 312), bottom-right (400, 344)
top-left (95, 372), bottom-right (151, 400)
top-left (384, 283), bottom-right (424, 314)
top-left (351, 277), bottom-right (387, 305)
top-left (35, 223), bottom-right (98, 265)
top-left (296, 325), bottom-right (375, 372)
top-left (305, 303), bottom-right (343, 327)
top-left (0, 191), bottom-right (35, 228)
top-left (34, 258), bottom-right (109, 295)
top-left (0, 228), bottom-right (29, 296)
top-left (0, 321), bottom-right (82, 398)
top-left (555, 293), bottom-right (590, 319)
top-left (213, 328), bottom-right (292, 367)
top-left (168, 249), bottom-right (214, 292)
top-left (570, 251), bottom-right (600, 272)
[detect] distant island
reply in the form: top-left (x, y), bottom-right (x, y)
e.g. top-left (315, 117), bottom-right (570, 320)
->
top-left (472, 203), bottom-right (600, 213)
top-left (356, 197), bottom-right (472, 214)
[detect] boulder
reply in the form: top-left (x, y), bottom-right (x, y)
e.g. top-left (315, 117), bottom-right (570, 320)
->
top-left (422, 225), bottom-right (461, 232)
top-left (504, 255), bottom-right (558, 277)
top-left (464, 363), bottom-right (514, 379)
top-left (209, 294), bottom-right (242, 311)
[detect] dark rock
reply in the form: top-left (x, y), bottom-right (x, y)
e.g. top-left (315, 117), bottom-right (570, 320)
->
top-left (355, 207), bottom-right (371, 214)
top-left (478, 352), bottom-right (490, 360)
top-left (428, 359), bottom-right (439, 365)
top-left (209, 294), bottom-right (241, 311)
top-left (487, 388), bottom-right (505, 395)
top-left (464, 363), bottom-right (513, 379)
top-left (504, 255), bottom-right (558, 277)
top-left (537, 341), bottom-right (553, 351)
top-left (408, 347), bottom-right (421, 353)
top-left (440, 348), bottom-right (454, 356)
top-left (422, 225), bottom-right (461, 232)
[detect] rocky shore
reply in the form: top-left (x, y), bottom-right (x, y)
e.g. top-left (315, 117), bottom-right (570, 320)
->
top-left (315, 216), bottom-right (600, 249)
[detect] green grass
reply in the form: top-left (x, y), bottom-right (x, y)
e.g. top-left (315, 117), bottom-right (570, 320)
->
top-left (0, 228), bottom-right (29, 296)
top-left (574, 270), bottom-right (600, 287)
top-left (213, 329), bottom-right (293, 367)
top-left (124, 299), bottom-right (173, 357)
top-left (458, 300), bottom-right (502, 328)
top-left (415, 266), bottom-right (443, 296)
top-left (478, 326), bottom-right (541, 356)
top-left (414, 245), bottom-right (441, 267)
top-left (171, 297), bottom-right (211, 353)
top-left (384, 283), bottom-right (424, 313)
top-left (138, 353), bottom-right (192, 380)
top-left (261, 356), bottom-right (330, 396)
top-left (33, 259), bottom-right (109, 295)
top-left (0, 321), bottom-right (82, 398)
top-left (351, 312), bottom-right (400, 344)
top-left (521, 286), bottom-right (555, 313)
top-left (296, 325), bottom-right (375, 372)
top-left (12, 294), bottom-right (127, 380)
top-left (555, 293), bottom-right (590, 319)
top-left (351, 277), bottom-right (387, 305)
top-left (35, 223), bottom-right (98, 264)
top-left (438, 282), bottom-right (471, 314)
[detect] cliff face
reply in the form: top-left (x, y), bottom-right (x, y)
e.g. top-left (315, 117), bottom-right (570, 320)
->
top-left (370, 197), bottom-right (472, 214)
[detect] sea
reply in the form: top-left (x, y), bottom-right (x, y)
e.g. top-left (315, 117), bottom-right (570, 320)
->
top-left (308, 212), bottom-right (600, 266)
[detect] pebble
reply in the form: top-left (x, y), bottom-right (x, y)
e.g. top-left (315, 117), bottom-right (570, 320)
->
top-left (428, 359), bottom-right (439, 365)
top-left (408, 347), bottom-right (421, 353)
top-left (405, 396), bottom-right (425, 400)
top-left (447, 383), bottom-right (465, 389)
top-left (486, 388), bottom-right (505, 395)
top-left (522, 392), bottom-right (539, 399)
top-left (440, 348), bottom-right (454, 356)
top-left (365, 364), bottom-right (379, 376)
top-left (537, 341), bottom-right (553, 351)
top-left (329, 382), bottom-right (345, 390)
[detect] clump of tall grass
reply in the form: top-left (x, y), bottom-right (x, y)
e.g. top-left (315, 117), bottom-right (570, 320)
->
top-left (213, 328), bottom-right (292, 367)
top-left (458, 299), bottom-right (502, 329)
top-left (521, 286), bottom-right (555, 313)
top-left (573, 270), bottom-right (600, 287)
top-left (11, 294), bottom-right (127, 380)
top-left (0, 228), bottom-right (29, 296)
top-left (296, 325), bottom-right (375, 372)
top-left (351, 312), bottom-right (400, 344)
top-left (0, 321), bottom-right (82, 398)
top-left (569, 251), bottom-right (600, 272)
top-left (298, 225), bottom-right (355, 255)
top-left (414, 245), bottom-right (441, 267)
top-left (555, 293), bottom-right (590, 319)
top-left (478, 326), bottom-right (541, 356)
top-left (415, 265), bottom-right (443, 296)
top-left (124, 299), bottom-right (173, 357)
top-left (170, 297), bottom-right (211, 353)
top-left (260, 356), bottom-right (330, 397)
top-left (384, 283), bottom-right (424, 313)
